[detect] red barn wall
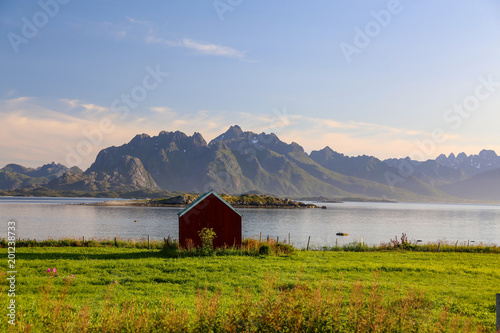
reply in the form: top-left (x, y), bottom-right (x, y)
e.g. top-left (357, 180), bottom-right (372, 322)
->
top-left (179, 194), bottom-right (242, 248)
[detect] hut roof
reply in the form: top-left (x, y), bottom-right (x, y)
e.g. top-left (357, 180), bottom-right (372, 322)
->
top-left (177, 190), bottom-right (242, 218)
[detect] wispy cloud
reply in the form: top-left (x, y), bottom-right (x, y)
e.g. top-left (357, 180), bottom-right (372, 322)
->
top-left (101, 16), bottom-right (248, 60)
top-left (125, 16), bottom-right (153, 26)
top-left (146, 33), bottom-right (246, 59)
top-left (150, 106), bottom-right (175, 115)
top-left (61, 99), bottom-right (108, 115)
top-left (181, 39), bottom-right (246, 58)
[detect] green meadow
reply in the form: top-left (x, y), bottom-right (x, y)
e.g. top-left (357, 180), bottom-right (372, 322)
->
top-left (1, 244), bottom-right (499, 332)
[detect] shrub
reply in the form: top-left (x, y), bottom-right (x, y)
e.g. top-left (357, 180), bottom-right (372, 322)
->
top-left (275, 243), bottom-right (294, 255)
top-left (389, 233), bottom-right (416, 250)
top-left (198, 228), bottom-right (216, 256)
top-left (259, 244), bottom-right (271, 256)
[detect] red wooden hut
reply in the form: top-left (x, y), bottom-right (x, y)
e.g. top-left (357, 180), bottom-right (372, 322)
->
top-left (178, 190), bottom-right (242, 248)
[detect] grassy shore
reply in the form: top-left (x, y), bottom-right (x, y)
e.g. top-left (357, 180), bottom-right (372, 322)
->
top-left (1, 240), bottom-right (499, 332)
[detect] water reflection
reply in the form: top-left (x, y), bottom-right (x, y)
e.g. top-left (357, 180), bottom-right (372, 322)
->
top-left (0, 198), bottom-right (498, 247)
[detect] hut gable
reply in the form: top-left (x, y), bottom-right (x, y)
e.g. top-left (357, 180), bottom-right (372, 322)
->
top-left (178, 191), bottom-right (242, 248)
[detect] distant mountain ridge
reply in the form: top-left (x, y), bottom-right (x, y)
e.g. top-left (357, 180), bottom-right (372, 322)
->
top-left (435, 150), bottom-right (500, 177)
top-left (0, 162), bottom-right (82, 190)
top-left (1, 126), bottom-right (499, 202)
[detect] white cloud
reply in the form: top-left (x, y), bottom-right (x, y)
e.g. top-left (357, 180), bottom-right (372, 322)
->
top-left (125, 17), bottom-right (152, 26)
top-left (150, 106), bottom-right (175, 116)
top-left (181, 39), bottom-right (246, 58)
top-left (145, 33), bottom-right (246, 59)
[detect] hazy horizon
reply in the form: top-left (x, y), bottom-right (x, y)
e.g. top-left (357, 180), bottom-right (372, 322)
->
top-left (1, 125), bottom-right (498, 170)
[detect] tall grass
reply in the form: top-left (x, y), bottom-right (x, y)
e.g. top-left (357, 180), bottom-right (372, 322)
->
top-left (1, 270), bottom-right (489, 332)
top-left (0, 237), bottom-right (166, 249)
top-left (0, 237), bottom-right (295, 258)
top-left (1, 235), bottom-right (498, 254)
top-left (322, 233), bottom-right (500, 254)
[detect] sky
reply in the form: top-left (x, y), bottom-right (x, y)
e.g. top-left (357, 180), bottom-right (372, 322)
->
top-left (1, 0), bottom-right (500, 169)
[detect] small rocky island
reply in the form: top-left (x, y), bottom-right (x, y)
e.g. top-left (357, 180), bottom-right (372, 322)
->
top-left (90, 193), bottom-right (321, 209)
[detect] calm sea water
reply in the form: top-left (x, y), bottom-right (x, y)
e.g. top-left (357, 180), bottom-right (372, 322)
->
top-left (1, 197), bottom-right (499, 247)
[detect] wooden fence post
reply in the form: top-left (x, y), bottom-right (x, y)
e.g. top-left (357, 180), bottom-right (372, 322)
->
top-left (259, 232), bottom-right (262, 242)
top-left (277, 236), bottom-right (279, 244)
top-left (496, 293), bottom-right (500, 332)
top-left (82, 236), bottom-right (85, 242)
top-left (437, 243), bottom-right (441, 252)
top-left (288, 233), bottom-right (290, 245)
top-left (148, 235), bottom-right (150, 249)
top-left (306, 236), bottom-right (311, 251)
top-left (267, 235), bottom-right (269, 243)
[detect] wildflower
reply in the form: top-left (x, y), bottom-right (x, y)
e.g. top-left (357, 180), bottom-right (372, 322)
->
top-left (52, 268), bottom-right (57, 274)
top-left (72, 275), bottom-right (75, 278)
top-left (46, 268), bottom-right (51, 273)
top-left (114, 281), bottom-right (118, 284)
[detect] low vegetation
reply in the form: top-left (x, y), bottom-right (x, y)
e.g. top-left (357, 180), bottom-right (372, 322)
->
top-left (1, 237), bottom-right (498, 332)
top-left (2, 268), bottom-right (490, 332)
top-left (3, 234), bottom-right (499, 254)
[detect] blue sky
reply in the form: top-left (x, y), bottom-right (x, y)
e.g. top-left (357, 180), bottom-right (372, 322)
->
top-left (1, 0), bottom-right (500, 168)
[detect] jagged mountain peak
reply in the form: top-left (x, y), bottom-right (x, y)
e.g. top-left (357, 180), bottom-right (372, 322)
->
top-left (192, 132), bottom-right (207, 146)
top-left (321, 146), bottom-right (335, 154)
top-left (3, 125), bottom-right (499, 202)
top-left (309, 147), bottom-right (349, 164)
top-left (456, 152), bottom-right (467, 161)
top-left (226, 124), bottom-right (243, 136)
top-left (209, 125), bottom-right (244, 144)
top-left (132, 133), bottom-right (151, 140)
top-left (479, 149), bottom-right (498, 158)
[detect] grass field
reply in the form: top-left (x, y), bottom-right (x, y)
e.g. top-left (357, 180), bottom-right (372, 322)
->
top-left (1, 245), bottom-right (499, 332)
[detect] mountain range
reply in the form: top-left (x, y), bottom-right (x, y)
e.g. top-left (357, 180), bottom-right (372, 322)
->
top-left (2, 125), bottom-right (499, 202)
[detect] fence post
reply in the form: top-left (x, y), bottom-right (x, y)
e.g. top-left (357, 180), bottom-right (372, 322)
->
top-left (277, 236), bottom-right (279, 244)
top-left (288, 233), bottom-right (290, 245)
top-left (260, 232), bottom-right (262, 242)
top-left (114, 237), bottom-right (117, 247)
top-left (82, 236), bottom-right (85, 242)
top-left (306, 236), bottom-right (311, 251)
top-left (267, 235), bottom-right (269, 243)
top-left (148, 235), bottom-right (150, 249)
top-left (437, 243), bottom-right (441, 252)
top-left (496, 293), bottom-right (500, 332)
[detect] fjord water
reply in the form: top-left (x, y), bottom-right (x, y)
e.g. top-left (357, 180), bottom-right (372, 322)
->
top-left (1, 197), bottom-right (499, 247)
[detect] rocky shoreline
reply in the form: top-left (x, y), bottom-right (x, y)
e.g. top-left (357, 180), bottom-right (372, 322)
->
top-left (86, 194), bottom-right (322, 209)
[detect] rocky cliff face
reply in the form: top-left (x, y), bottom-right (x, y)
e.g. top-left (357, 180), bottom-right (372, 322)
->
top-left (3, 126), bottom-right (500, 202)
top-left (47, 126), bottom-right (438, 200)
